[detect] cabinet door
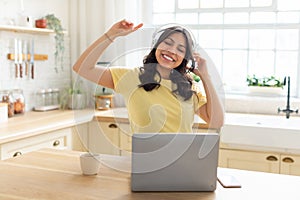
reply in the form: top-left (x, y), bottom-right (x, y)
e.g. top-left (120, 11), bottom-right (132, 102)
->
top-left (219, 149), bottom-right (280, 173)
top-left (119, 123), bottom-right (132, 156)
top-left (1, 128), bottom-right (71, 160)
top-left (71, 123), bottom-right (88, 151)
top-left (88, 121), bottom-right (120, 155)
top-left (280, 154), bottom-right (300, 176)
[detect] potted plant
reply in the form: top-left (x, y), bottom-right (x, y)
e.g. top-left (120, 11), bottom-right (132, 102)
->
top-left (67, 88), bottom-right (86, 110)
top-left (60, 81), bottom-right (86, 110)
top-left (246, 75), bottom-right (285, 95)
top-left (44, 14), bottom-right (65, 73)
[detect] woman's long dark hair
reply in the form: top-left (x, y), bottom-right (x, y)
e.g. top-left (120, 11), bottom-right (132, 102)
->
top-left (138, 26), bottom-right (195, 101)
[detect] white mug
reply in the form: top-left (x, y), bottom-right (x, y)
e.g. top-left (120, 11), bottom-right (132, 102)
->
top-left (80, 153), bottom-right (101, 175)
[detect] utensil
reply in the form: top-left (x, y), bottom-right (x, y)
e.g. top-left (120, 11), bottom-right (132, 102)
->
top-left (23, 40), bottom-right (29, 76)
top-left (14, 39), bottom-right (19, 78)
top-left (18, 39), bottom-right (23, 78)
top-left (30, 39), bottom-right (34, 79)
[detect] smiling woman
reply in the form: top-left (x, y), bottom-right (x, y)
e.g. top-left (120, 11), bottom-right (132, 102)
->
top-left (73, 19), bottom-right (225, 133)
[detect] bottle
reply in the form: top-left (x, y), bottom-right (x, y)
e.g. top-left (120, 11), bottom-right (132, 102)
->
top-left (12, 89), bottom-right (25, 114)
top-left (0, 90), bottom-right (14, 117)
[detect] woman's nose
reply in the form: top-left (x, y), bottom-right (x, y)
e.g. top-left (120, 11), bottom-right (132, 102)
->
top-left (166, 45), bottom-right (177, 54)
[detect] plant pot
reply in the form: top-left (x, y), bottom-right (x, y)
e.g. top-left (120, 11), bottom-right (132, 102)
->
top-left (248, 86), bottom-right (284, 95)
top-left (67, 94), bottom-right (86, 110)
top-left (35, 18), bottom-right (47, 28)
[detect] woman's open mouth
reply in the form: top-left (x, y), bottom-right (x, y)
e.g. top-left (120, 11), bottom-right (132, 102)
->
top-left (162, 54), bottom-right (175, 62)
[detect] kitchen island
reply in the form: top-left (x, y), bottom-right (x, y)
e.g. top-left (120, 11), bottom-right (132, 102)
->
top-left (0, 148), bottom-right (300, 200)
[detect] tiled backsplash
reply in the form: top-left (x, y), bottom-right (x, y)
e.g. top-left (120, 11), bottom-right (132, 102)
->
top-left (0, 30), bottom-right (71, 111)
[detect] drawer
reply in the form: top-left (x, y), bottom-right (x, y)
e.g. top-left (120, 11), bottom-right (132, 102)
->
top-left (0, 128), bottom-right (71, 160)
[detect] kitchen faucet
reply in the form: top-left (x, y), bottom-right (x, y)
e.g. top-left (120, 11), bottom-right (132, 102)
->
top-left (278, 76), bottom-right (298, 119)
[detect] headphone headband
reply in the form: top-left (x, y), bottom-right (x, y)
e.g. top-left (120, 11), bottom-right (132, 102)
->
top-left (151, 23), bottom-right (197, 51)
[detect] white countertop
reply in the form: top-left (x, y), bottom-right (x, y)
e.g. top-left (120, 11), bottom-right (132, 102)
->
top-left (221, 112), bottom-right (300, 154)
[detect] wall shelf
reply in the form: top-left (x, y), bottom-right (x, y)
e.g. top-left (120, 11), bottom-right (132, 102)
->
top-left (0, 25), bottom-right (53, 34)
top-left (7, 53), bottom-right (48, 61)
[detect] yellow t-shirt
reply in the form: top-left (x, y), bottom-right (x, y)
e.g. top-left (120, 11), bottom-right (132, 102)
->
top-left (110, 67), bottom-right (206, 133)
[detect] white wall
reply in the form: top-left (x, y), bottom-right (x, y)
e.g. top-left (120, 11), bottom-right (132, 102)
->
top-left (0, 0), bottom-right (71, 111)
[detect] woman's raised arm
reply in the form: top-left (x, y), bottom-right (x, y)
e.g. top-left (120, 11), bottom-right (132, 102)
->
top-left (72, 19), bottom-right (143, 89)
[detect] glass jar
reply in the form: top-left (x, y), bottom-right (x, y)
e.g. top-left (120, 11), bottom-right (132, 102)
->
top-left (35, 89), bottom-right (46, 108)
top-left (52, 88), bottom-right (60, 105)
top-left (0, 90), bottom-right (14, 117)
top-left (45, 88), bottom-right (53, 106)
top-left (12, 89), bottom-right (25, 114)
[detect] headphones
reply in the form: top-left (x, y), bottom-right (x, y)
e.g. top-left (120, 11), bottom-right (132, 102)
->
top-left (151, 23), bottom-right (198, 72)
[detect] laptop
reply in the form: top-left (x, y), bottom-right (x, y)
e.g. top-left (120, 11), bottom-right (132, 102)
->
top-left (131, 133), bottom-right (220, 192)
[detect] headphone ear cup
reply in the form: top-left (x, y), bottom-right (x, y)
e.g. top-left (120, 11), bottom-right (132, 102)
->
top-left (188, 59), bottom-right (196, 72)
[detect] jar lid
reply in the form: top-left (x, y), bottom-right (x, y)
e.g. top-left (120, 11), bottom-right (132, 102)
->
top-left (37, 89), bottom-right (46, 94)
top-left (52, 88), bottom-right (59, 92)
top-left (46, 88), bottom-right (53, 93)
top-left (12, 88), bottom-right (23, 93)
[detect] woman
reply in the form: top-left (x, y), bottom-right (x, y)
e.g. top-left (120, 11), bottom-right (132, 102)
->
top-left (73, 19), bottom-right (224, 133)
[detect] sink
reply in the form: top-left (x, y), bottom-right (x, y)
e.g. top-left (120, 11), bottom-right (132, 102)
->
top-left (225, 113), bottom-right (300, 130)
top-left (221, 113), bottom-right (300, 152)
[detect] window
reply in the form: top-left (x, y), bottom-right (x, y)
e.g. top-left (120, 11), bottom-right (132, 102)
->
top-left (152, 0), bottom-right (300, 97)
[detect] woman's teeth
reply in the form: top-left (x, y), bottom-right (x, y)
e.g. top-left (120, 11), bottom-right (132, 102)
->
top-left (162, 54), bottom-right (174, 62)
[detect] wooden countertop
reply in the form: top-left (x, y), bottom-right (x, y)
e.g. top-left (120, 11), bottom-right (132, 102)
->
top-left (0, 109), bottom-right (94, 144)
top-left (1, 148), bottom-right (300, 200)
top-left (0, 107), bottom-right (209, 145)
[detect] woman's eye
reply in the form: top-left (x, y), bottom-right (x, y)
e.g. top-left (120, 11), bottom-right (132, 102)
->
top-left (164, 41), bottom-right (172, 46)
top-left (177, 47), bottom-right (186, 53)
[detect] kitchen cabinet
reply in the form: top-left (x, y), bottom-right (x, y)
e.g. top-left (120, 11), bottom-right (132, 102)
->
top-left (219, 148), bottom-right (300, 176)
top-left (88, 121), bottom-right (120, 155)
top-left (280, 154), bottom-right (300, 176)
top-left (0, 128), bottom-right (72, 160)
top-left (88, 120), bottom-right (131, 156)
top-left (119, 122), bottom-right (132, 156)
top-left (71, 123), bottom-right (89, 152)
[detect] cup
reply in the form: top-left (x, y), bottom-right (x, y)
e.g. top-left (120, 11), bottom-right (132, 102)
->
top-left (80, 153), bottom-right (101, 175)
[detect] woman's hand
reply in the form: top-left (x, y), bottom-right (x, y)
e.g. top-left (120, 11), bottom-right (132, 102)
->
top-left (106, 19), bottom-right (143, 40)
top-left (192, 52), bottom-right (209, 78)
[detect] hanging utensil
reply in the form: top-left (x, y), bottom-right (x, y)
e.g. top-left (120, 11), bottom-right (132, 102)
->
top-left (23, 40), bottom-right (29, 77)
top-left (14, 38), bottom-right (19, 78)
top-left (30, 39), bottom-right (34, 79)
top-left (18, 39), bottom-right (23, 78)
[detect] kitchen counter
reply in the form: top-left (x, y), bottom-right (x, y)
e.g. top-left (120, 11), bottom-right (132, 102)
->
top-left (1, 107), bottom-right (300, 153)
top-left (0, 109), bottom-right (94, 144)
top-left (221, 112), bottom-right (300, 154)
top-left (94, 107), bottom-right (209, 129)
top-left (1, 148), bottom-right (300, 200)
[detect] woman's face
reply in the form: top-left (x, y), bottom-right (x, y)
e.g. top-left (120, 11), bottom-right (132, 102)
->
top-left (155, 32), bottom-right (187, 69)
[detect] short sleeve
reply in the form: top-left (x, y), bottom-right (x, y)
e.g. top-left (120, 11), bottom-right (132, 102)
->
top-left (193, 92), bottom-right (207, 112)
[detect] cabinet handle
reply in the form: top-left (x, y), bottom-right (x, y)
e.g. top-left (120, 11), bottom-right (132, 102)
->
top-left (53, 140), bottom-right (60, 147)
top-left (108, 123), bottom-right (118, 128)
top-left (13, 151), bottom-right (22, 157)
top-left (266, 155), bottom-right (278, 161)
top-left (282, 157), bottom-right (294, 163)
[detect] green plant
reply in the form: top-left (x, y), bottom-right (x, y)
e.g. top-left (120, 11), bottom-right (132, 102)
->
top-left (44, 14), bottom-right (65, 73)
top-left (247, 75), bottom-right (284, 88)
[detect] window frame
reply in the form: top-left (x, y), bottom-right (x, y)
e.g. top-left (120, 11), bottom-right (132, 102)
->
top-left (151, 0), bottom-right (300, 98)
